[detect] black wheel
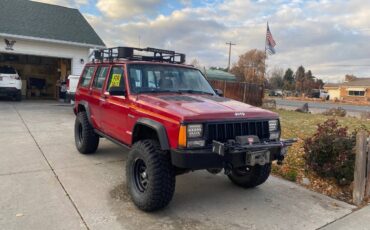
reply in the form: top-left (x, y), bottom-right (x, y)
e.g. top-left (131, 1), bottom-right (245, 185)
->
top-left (227, 164), bottom-right (271, 188)
top-left (74, 112), bottom-right (99, 154)
top-left (126, 139), bottom-right (175, 212)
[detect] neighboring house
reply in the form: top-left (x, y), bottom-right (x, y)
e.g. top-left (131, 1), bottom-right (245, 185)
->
top-left (0, 0), bottom-right (105, 99)
top-left (324, 78), bottom-right (370, 101)
top-left (204, 69), bottom-right (236, 81)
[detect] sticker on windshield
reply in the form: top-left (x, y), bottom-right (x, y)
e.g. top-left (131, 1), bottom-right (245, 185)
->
top-left (110, 74), bottom-right (122, 88)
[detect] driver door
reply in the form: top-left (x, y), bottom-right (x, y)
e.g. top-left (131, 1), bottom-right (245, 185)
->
top-left (99, 65), bottom-right (131, 144)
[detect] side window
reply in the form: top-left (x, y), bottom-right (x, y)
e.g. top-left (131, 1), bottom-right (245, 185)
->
top-left (92, 66), bottom-right (109, 89)
top-left (106, 66), bottom-right (125, 91)
top-left (80, 66), bottom-right (95, 88)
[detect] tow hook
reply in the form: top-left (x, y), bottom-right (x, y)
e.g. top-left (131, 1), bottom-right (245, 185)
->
top-left (224, 163), bottom-right (233, 176)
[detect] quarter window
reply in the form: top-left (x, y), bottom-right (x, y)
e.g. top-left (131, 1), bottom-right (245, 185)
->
top-left (80, 66), bottom-right (95, 88)
top-left (92, 66), bottom-right (109, 89)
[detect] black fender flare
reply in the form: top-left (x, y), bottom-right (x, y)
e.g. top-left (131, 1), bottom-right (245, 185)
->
top-left (133, 118), bottom-right (170, 150)
top-left (76, 101), bottom-right (93, 125)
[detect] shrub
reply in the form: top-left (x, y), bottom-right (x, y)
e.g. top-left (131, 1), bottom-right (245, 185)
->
top-left (304, 119), bottom-right (355, 185)
top-left (322, 107), bottom-right (346, 117)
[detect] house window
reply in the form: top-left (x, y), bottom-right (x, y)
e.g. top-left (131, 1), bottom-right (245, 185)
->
top-left (348, 90), bottom-right (365, 96)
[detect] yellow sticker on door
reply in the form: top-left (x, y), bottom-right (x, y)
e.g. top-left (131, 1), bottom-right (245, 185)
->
top-left (110, 74), bottom-right (122, 88)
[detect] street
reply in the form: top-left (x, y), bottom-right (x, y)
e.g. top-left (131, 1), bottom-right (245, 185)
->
top-left (274, 98), bottom-right (370, 113)
top-left (0, 100), bottom-right (367, 230)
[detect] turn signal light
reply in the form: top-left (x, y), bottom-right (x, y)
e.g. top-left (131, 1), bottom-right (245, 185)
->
top-left (178, 125), bottom-right (187, 148)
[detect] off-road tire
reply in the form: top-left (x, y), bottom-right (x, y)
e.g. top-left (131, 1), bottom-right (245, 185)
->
top-left (227, 164), bottom-right (271, 188)
top-left (74, 112), bottom-right (99, 154)
top-left (126, 139), bottom-right (175, 212)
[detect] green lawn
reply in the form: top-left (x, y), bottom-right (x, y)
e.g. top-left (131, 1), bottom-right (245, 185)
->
top-left (275, 109), bottom-right (370, 139)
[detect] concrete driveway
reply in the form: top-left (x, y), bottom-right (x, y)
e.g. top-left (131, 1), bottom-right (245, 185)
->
top-left (0, 101), bottom-right (358, 230)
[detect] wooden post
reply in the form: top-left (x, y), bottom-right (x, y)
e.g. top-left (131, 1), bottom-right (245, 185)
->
top-left (243, 83), bottom-right (247, 103)
top-left (223, 80), bottom-right (227, 96)
top-left (365, 137), bottom-right (370, 197)
top-left (353, 131), bottom-right (368, 205)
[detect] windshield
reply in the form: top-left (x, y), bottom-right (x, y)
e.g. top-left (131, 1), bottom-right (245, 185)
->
top-left (127, 64), bottom-right (215, 95)
top-left (0, 66), bottom-right (16, 74)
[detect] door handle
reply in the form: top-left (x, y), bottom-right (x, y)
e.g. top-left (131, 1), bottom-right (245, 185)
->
top-left (100, 92), bottom-right (110, 100)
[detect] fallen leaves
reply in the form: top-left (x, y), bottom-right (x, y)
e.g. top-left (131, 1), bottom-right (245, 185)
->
top-left (271, 109), bottom-right (369, 204)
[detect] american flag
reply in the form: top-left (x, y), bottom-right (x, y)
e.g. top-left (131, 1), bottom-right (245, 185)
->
top-left (266, 23), bottom-right (276, 55)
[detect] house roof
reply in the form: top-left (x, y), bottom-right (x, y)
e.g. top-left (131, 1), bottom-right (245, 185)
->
top-left (324, 83), bottom-right (341, 88)
top-left (205, 69), bottom-right (236, 81)
top-left (0, 0), bottom-right (105, 47)
top-left (324, 78), bottom-right (370, 88)
top-left (342, 78), bottom-right (370, 87)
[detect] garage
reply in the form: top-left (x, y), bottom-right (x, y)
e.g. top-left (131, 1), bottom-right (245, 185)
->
top-left (0, 53), bottom-right (71, 99)
top-left (0, 0), bottom-right (105, 100)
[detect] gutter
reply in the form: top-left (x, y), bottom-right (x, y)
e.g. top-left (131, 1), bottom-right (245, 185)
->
top-left (0, 33), bottom-right (106, 49)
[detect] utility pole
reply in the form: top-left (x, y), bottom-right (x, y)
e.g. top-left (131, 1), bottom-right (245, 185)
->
top-left (226, 41), bottom-right (236, 71)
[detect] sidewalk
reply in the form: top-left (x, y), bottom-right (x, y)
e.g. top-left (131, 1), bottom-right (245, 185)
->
top-left (321, 205), bottom-right (370, 230)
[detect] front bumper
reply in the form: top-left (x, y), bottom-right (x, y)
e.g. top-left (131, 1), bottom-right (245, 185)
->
top-left (171, 139), bottom-right (296, 170)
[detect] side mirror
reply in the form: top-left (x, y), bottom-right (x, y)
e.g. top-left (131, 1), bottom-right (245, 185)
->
top-left (109, 87), bottom-right (126, 96)
top-left (214, 89), bottom-right (223, 97)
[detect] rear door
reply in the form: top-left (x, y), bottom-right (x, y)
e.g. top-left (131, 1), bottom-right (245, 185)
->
top-left (99, 65), bottom-right (131, 143)
top-left (76, 65), bottom-right (97, 124)
top-left (89, 65), bottom-right (110, 130)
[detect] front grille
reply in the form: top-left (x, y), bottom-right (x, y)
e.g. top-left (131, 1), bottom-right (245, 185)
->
top-left (205, 120), bottom-right (270, 144)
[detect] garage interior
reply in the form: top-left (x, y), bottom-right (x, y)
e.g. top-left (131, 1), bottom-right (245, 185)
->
top-left (0, 53), bottom-right (71, 99)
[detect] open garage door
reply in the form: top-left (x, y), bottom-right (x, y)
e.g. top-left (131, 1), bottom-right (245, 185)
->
top-left (0, 53), bottom-right (71, 99)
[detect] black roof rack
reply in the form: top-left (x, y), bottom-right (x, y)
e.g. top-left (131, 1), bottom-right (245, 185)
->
top-left (93, 47), bottom-right (186, 64)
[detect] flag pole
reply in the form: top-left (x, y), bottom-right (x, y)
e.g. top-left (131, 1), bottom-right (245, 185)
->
top-left (264, 22), bottom-right (268, 82)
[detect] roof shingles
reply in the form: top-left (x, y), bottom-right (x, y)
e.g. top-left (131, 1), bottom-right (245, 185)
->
top-left (325, 78), bottom-right (370, 88)
top-left (0, 0), bottom-right (105, 47)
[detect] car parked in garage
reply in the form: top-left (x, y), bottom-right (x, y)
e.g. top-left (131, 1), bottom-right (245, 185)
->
top-left (73, 47), bottom-right (296, 212)
top-left (0, 66), bottom-right (22, 101)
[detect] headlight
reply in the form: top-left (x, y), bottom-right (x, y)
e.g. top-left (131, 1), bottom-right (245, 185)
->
top-left (187, 124), bottom-right (203, 138)
top-left (268, 120), bottom-right (278, 132)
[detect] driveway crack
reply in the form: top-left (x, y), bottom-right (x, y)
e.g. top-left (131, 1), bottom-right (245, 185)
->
top-left (13, 105), bottom-right (90, 230)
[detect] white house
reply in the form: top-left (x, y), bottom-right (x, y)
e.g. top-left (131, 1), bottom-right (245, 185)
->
top-left (0, 0), bottom-right (105, 99)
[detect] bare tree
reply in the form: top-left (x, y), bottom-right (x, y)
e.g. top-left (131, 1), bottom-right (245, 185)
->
top-left (189, 58), bottom-right (202, 69)
top-left (230, 49), bottom-right (266, 84)
top-left (268, 67), bottom-right (284, 89)
top-left (345, 74), bottom-right (357, 82)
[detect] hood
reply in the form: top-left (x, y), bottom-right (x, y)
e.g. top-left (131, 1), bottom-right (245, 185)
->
top-left (134, 93), bottom-right (278, 122)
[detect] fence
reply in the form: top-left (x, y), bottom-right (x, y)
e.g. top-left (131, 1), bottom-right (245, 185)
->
top-left (353, 131), bottom-right (370, 205)
top-left (208, 80), bottom-right (264, 106)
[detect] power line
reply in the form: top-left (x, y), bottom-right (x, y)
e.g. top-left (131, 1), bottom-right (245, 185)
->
top-left (226, 41), bottom-right (236, 71)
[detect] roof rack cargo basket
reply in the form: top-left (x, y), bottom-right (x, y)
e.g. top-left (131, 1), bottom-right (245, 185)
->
top-left (93, 47), bottom-right (186, 64)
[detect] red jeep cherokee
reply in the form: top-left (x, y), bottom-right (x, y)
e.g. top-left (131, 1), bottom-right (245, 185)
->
top-left (73, 47), bottom-right (295, 211)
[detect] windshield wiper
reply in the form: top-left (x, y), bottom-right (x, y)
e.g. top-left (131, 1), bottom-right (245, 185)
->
top-left (178, 89), bottom-right (214, 95)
